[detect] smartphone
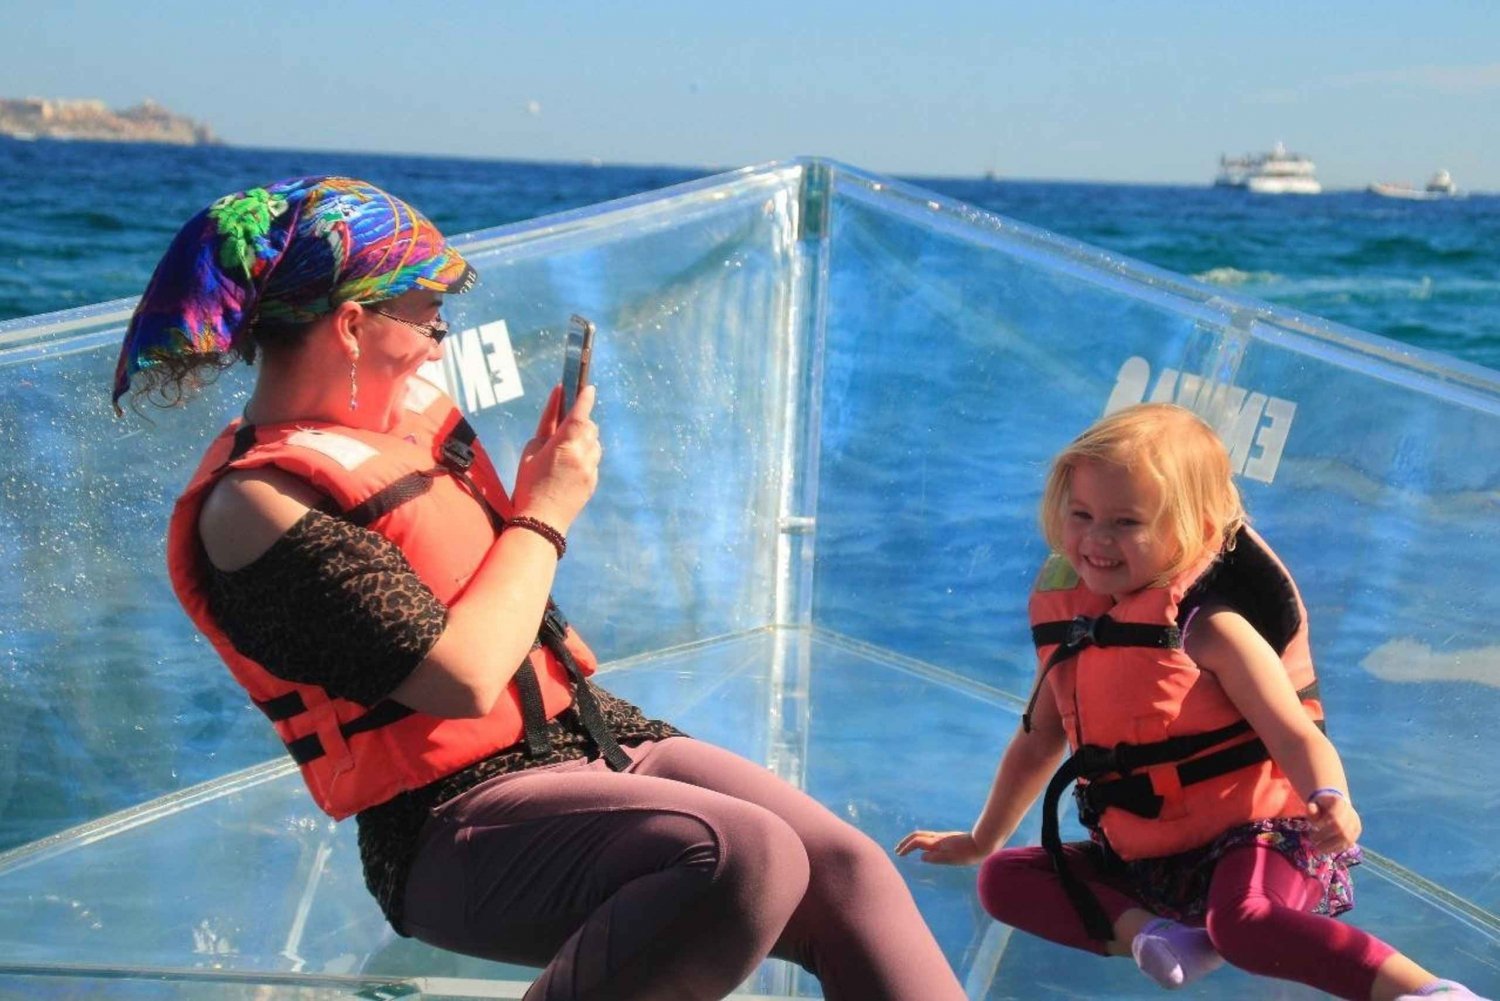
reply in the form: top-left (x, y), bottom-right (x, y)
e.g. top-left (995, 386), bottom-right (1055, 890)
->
top-left (560, 314), bottom-right (596, 417)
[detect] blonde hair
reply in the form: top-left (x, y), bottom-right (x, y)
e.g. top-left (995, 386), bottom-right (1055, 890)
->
top-left (1040, 403), bottom-right (1246, 583)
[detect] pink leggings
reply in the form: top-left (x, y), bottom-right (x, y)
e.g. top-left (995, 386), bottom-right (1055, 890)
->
top-left (403, 736), bottom-right (965, 1001)
top-left (978, 842), bottom-right (1396, 1001)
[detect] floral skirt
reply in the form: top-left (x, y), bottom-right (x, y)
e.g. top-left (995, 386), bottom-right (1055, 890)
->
top-left (1109, 818), bottom-right (1362, 923)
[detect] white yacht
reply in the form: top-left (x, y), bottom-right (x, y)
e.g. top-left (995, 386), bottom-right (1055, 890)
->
top-left (1369, 169), bottom-right (1463, 200)
top-left (1215, 141), bottom-right (1322, 194)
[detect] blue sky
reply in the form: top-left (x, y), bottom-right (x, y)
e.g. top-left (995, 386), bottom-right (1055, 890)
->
top-left (3, 0), bottom-right (1498, 189)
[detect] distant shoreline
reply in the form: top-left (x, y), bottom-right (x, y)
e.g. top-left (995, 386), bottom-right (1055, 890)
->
top-left (0, 97), bottom-right (218, 146)
top-left (0, 133), bottom-right (1491, 194)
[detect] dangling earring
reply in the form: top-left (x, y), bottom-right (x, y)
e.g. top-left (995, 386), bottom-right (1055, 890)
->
top-left (348, 352), bottom-right (360, 412)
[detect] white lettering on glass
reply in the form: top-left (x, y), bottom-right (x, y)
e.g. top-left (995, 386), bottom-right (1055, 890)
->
top-left (417, 320), bottom-right (525, 415)
top-left (1105, 356), bottom-right (1297, 484)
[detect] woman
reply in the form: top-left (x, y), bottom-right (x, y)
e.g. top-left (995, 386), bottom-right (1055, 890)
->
top-left (114, 176), bottom-right (965, 1001)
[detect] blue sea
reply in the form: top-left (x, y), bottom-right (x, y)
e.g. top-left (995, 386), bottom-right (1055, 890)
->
top-left (4, 139), bottom-right (1498, 371)
top-left (0, 137), bottom-right (1497, 861)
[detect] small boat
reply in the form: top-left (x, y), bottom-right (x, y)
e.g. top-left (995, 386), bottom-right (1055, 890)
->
top-left (2, 157), bottom-right (1497, 999)
top-left (1368, 169), bottom-right (1464, 201)
top-left (1214, 141), bottom-right (1322, 194)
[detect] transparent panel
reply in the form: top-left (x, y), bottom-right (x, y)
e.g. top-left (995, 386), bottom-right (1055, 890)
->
top-left (0, 637), bottom-right (801, 997)
top-left (0, 163), bottom-right (810, 845)
top-left (809, 167), bottom-right (1500, 992)
top-left (1, 159), bottom-right (1496, 997)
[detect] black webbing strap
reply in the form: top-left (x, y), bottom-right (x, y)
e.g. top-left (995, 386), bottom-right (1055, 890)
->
top-left (1076, 710), bottom-right (1324, 824)
top-left (283, 700), bottom-right (417, 766)
top-left (1075, 720), bottom-right (1255, 780)
top-left (1072, 730), bottom-right (1260, 826)
top-left (1021, 615), bottom-right (1183, 733)
top-left (1031, 615), bottom-right (1182, 662)
top-left (210, 423), bottom-right (260, 475)
top-left (268, 663), bottom-right (553, 765)
top-left (439, 418), bottom-right (506, 534)
top-left (344, 472), bottom-right (437, 528)
top-left (540, 604), bottom-right (631, 772)
top-left (254, 691), bottom-right (307, 723)
top-left (447, 415), bottom-right (479, 450)
top-left (511, 660), bottom-right (553, 758)
top-left (432, 418), bottom-right (569, 764)
top-left (228, 423), bottom-right (259, 463)
top-left (1040, 754), bottom-right (1117, 942)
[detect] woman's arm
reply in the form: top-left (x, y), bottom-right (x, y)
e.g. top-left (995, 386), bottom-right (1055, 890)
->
top-left (1189, 607), bottom-right (1362, 853)
top-left (407, 385), bottom-right (599, 715)
top-left (388, 517), bottom-right (563, 717)
top-left (896, 668), bottom-right (1069, 865)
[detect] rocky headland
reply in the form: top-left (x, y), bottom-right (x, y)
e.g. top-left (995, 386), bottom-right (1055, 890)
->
top-left (0, 97), bottom-right (219, 145)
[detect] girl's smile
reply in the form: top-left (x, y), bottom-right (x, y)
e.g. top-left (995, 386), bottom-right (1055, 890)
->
top-left (1061, 458), bottom-right (1179, 600)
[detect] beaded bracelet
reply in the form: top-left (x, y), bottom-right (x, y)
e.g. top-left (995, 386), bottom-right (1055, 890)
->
top-left (505, 516), bottom-right (566, 560)
top-left (1308, 787), bottom-right (1346, 802)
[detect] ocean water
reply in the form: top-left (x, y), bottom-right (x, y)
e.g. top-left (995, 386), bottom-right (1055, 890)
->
top-left (0, 140), bottom-right (707, 323)
top-left (4, 139), bottom-right (1498, 370)
top-left (0, 137), bottom-right (1497, 861)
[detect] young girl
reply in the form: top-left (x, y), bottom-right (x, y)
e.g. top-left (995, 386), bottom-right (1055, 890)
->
top-left (898, 404), bottom-right (1488, 1000)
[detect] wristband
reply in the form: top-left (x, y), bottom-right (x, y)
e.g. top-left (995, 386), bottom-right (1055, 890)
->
top-left (505, 516), bottom-right (566, 560)
top-left (1308, 787), bottom-right (1345, 803)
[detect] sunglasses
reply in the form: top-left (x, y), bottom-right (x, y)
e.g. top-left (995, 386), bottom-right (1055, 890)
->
top-left (365, 305), bottom-right (450, 344)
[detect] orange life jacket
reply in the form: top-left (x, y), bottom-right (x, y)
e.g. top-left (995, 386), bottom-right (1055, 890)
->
top-left (1025, 526), bottom-right (1324, 938)
top-left (168, 378), bottom-right (613, 820)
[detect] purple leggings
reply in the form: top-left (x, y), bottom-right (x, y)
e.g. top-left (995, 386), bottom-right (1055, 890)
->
top-left (978, 842), bottom-right (1396, 1000)
top-left (403, 736), bottom-right (965, 1001)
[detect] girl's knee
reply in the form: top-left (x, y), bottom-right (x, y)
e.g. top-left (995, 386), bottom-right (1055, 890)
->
top-left (1204, 897), bottom-right (1274, 970)
top-left (977, 849), bottom-right (1041, 923)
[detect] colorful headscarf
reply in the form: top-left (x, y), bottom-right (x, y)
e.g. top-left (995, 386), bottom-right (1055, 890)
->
top-left (111, 175), bottom-right (477, 410)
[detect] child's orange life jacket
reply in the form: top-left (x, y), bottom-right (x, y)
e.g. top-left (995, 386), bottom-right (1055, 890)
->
top-left (1025, 526), bottom-right (1324, 938)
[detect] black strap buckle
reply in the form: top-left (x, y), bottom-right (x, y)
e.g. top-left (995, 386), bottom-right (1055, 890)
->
top-left (542, 602), bottom-right (569, 643)
top-left (1074, 740), bottom-right (1155, 778)
top-left (1078, 771), bottom-right (1166, 821)
top-left (1073, 743), bottom-right (1121, 777)
top-left (1066, 615), bottom-right (1099, 648)
top-left (440, 436), bottom-right (475, 472)
top-left (1073, 783), bottom-right (1103, 830)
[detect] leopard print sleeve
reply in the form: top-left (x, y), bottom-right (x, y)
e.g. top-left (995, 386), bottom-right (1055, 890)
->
top-left (204, 508), bottom-right (448, 707)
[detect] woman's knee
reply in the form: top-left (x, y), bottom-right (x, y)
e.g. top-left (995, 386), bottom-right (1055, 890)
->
top-left (802, 823), bottom-right (904, 900)
top-left (711, 806), bottom-right (810, 926)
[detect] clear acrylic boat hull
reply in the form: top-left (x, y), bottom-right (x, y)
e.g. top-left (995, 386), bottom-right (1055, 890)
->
top-left (1, 158), bottom-right (1496, 998)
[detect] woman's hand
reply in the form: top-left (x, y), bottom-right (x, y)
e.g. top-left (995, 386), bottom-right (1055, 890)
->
top-left (894, 830), bottom-right (989, 867)
top-left (1306, 791), bottom-right (1362, 856)
top-left (511, 384), bottom-right (601, 534)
